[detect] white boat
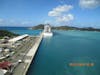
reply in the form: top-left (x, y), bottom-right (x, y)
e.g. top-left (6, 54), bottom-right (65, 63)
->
top-left (43, 32), bottom-right (53, 36)
top-left (43, 24), bottom-right (53, 37)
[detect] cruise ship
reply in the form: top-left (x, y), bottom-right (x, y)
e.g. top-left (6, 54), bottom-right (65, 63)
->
top-left (43, 24), bottom-right (53, 37)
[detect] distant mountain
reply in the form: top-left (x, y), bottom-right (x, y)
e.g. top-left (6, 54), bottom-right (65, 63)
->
top-left (29, 24), bottom-right (100, 32)
top-left (29, 24), bottom-right (44, 30)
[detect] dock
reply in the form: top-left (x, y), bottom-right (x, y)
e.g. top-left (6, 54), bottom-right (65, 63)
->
top-left (12, 33), bottom-right (43, 75)
top-left (23, 33), bottom-right (43, 75)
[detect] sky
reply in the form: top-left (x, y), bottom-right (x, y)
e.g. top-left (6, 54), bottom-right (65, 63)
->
top-left (0, 0), bottom-right (100, 28)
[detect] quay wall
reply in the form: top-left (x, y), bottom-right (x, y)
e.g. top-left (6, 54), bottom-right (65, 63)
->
top-left (23, 33), bottom-right (43, 75)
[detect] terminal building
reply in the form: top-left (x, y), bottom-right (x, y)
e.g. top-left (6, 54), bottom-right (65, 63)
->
top-left (8, 34), bottom-right (29, 43)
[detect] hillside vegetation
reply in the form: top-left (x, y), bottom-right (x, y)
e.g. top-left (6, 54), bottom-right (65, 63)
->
top-left (0, 30), bottom-right (19, 39)
top-left (29, 24), bottom-right (100, 31)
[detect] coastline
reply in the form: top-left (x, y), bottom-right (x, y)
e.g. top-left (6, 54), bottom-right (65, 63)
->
top-left (28, 25), bottom-right (100, 32)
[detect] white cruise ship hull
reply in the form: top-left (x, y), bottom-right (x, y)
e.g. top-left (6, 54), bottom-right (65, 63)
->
top-left (43, 32), bottom-right (53, 37)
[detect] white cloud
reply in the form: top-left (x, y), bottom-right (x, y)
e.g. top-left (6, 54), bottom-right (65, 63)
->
top-left (48, 5), bottom-right (73, 17)
top-left (79, 0), bottom-right (100, 8)
top-left (56, 14), bottom-right (74, 22)
top-left (48, 5), bottom-right (74, 24)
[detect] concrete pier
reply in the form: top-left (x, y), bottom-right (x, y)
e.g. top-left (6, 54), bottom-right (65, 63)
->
top-left (12, 33), bottom-right (43, 75)
top-left (23, 33), bottom-right (43, 75)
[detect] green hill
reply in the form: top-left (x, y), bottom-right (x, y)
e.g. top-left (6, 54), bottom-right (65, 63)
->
top-left (0, 30), bottom-right (19, 39)
top-left (29, 24), bottom-right (44, 30)
top-left (29, 24), bottom-right (100, 31)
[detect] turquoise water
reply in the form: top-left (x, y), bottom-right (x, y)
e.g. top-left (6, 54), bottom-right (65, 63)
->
top-left (10, 29), bottom-right (41, 35)
top-left (0, 27), bottom-right (41, 35)
top-left (27, 30), bottom-right (100, 75)
top-left (1, 27), bottom-right (100, 75)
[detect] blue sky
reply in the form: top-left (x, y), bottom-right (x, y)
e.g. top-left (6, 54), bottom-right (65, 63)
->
top-left (0, 0), bottom-right (100, 28)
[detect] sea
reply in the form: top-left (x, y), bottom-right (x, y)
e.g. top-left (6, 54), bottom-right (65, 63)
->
top-left (0, 27), bottom-right (100, 75)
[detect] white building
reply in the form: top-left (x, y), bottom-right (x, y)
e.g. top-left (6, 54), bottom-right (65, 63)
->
top-left (8, 34), bottom-right (29, 43)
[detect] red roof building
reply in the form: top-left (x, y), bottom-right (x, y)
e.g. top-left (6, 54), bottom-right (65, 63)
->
top-left (0, 61), bottom-right (12, 70)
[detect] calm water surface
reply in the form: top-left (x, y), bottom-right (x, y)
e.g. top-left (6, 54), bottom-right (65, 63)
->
top-left (27, 30), bottom-right (100, 75)
top-left (0, 27), bottom-right (41, 35)
top-left (1, 27), bottom-right (100, 75)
